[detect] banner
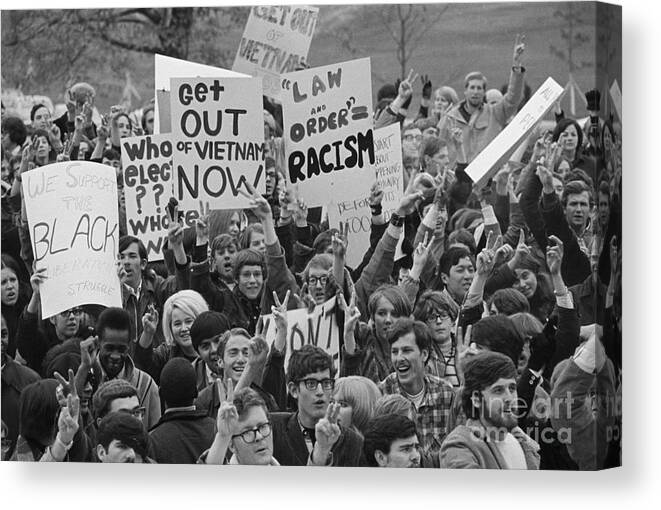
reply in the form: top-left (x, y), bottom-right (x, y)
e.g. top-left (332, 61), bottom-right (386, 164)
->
top-left (121, 134), bottom-right (173, 261)
top-left (465, 77), bottom-right (564, 188)
top-left (261, 296), bottom-right (340, 373)
top-left (233, 5), bottom-right (319, 100)
top-left (280, 57), bottom-right (375, 207)
top-left (153, 54), bottom-right (248, 134)
top-left (22, 162), bottom-right (121, 318)
top-left (328, 123), bottom-right (404, 267)
top-left (170, 76), bottom-right (266, 212)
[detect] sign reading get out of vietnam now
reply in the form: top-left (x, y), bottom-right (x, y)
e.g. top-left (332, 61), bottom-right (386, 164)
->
top-left (280, 57), bottom-right (375, 207)
top-left (121, 134), bottom-right (173, 262)
top-left (233, 5), bottom-right (319, 99)
top-left (260, 297), bottom-right (340, 374)
top-left (22, 162), bottom-right (121, 318)
top-left (170, 77), bottom-right (266, 212)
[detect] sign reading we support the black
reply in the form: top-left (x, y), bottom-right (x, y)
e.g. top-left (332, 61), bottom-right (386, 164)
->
top-left (280, 58), bottom-right (375, 207)
top-left (170, 77), bottom-right (265, 211)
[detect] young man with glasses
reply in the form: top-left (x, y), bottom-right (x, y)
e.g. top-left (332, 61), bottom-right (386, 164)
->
top-left (269, 344), bottom-right (363, 466)
top-left (16, 266), bottom-right (84, 374)
top-left (200, 386), bottom-right (278, 465)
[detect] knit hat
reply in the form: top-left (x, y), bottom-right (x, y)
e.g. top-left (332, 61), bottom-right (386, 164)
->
top-left (159, 358), bottom-right (198, 408)
top-left (92, 379), bottom-right (138, 420)
top-left (190, 311), bottom-right (230, 351)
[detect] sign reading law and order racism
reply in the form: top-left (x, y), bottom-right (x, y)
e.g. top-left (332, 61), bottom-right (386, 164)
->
top-left (465, 77), bottom-right (564, 189)
top-left (233, 5), bottom-right (319, 99)
top-left (329, 122), bottom-right (405, 267)
top-left (121, 134), bottom-right (173, 261)
top-left (170, 76), bottom-right (266, 212)
top-left (280, 57), bottom-right (375, 207)
top-left (261, 297), bottom-right (340, 372)
top-left (22, 162), bottom-right (121, 318)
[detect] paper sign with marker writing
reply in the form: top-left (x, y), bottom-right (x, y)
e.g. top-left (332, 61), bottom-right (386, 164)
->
top-left (328, 123), bottom-right (405, 267)
top-left (610, 80), bottom-right (622, 123)
top-left (233, 5), bottom-right (319, 100)
top-left (280, 57), bottom-right (375, 207)
top-left (121, 134), bottom-right (174, 261)
top-left (154, 54), bottom-right (249, 134)
top-left (261, 296), bottom-right (340, 374)
top-left (170, 76), bottom-right (266, 212)
top-left (465, 77), bottom-right (564, 188)
top-left (22, 162), bottom-right (121, 318)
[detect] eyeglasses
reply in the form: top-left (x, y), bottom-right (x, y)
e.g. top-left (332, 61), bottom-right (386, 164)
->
top-left (232, 422), bottom-right (272, 444)
top-left (403, 134), bottom-right (422, 142)
top-left (119, 406), bottom-right (146, 420)
top-left (59, 308), bottom-right (83, 317)
top-left (429, 311), bottom-right (451, 322)
top-left (308, 275), bottom-right (328, 287)
top-left (299, 378), bottom-right (335, 392)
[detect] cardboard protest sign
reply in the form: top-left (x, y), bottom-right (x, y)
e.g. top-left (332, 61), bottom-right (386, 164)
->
top-left (22, 162), bottom-right (121, 318)
top-left (233, 5), bottom-right (319, 100)
top-left (261, 296), bottom-right (340, 373)
top-left (609, 80), bottom-right (622, 123)
top-left (153, 54), bottom-right (249, 134)
top-left (328, 123), bottom-right (405, 267)
top-left (121, 134), bottom-right (173, 261)
top-left (280, 57), bottom-right (375, 207)
top-left (465, 77), bottom-right (564, 189)
top-left (170, 76), bottom-right (266, 212)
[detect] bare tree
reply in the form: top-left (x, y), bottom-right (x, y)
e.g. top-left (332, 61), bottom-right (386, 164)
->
top-left (377, 4), bottom-right (449, 79)
top-left (549, 3), bottom-right (593, 75)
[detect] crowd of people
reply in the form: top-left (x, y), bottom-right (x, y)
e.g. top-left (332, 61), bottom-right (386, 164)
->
top-left (1, 33), bottom-right (621, 469)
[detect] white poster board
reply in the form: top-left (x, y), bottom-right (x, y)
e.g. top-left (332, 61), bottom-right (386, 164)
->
top-left (280, 57), bottom-right (375, 207)
top-left (170, 76), bottom-right (266, 212)
top-left (233, 5), bottom-right (319, 100)
top-left (328, 122), bottom-right (405, 268)
top-left (121, 134), bottom-right (173, 261)
top-left (22, 162), bottom-right (121, 318)
top-left (261, 296), bottom-right (340, 373)
top-left (154, 54), bottom-right (249, 134)
top-left (465, 77), bottom-right (564, 188)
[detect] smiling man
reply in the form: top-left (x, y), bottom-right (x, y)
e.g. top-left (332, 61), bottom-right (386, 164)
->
top-left (379, 318), bottom-right (455, 456)
top-left (94, 307), bottom-right (161, 430)
top-left (440, 351), bottom-right (540, 469)
top-left (438, 246), bottom-right (476, 307)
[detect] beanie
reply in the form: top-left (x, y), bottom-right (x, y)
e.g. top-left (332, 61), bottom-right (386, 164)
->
top-left (92, 379), bottom-right (138, 420)
top-left (190, 311), bottom-right (230, 351)
top-left (159, 358), bottom-right (198, 408)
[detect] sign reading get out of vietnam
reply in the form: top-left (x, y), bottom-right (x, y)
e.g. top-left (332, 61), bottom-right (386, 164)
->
top-left (280, 57), bottom-right (375, 208)
top-left (22, 161), bottom-right (121, 318)
top-left (169, 76), bottom-right (266, 212)
top-left (233, 5), bottom-right (319, 99)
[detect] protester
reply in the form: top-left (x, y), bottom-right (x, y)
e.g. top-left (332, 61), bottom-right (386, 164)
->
top-left (363, 414), bottom-right (421, 468)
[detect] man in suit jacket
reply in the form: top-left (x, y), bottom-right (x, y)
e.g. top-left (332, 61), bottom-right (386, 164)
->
top-left (270, 345), bottom-right (363, 466)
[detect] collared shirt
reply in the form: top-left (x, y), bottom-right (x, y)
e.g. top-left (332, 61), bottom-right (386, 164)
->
top-left (379, 373), bottom-right (456, 454)
top-left (426, 343), bottom-right (460, 388)
top-left (124, 280), bottom-right (143, 302)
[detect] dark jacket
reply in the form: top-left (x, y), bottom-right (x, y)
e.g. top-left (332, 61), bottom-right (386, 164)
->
top-left (148, 408), bottom-right (216, 464)
top-left (133, 342), bottom-right (198, 386)
top-left (269, 411), bottom-right (364, 467)
top-left (1, 358), bottom-right (40, 460)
